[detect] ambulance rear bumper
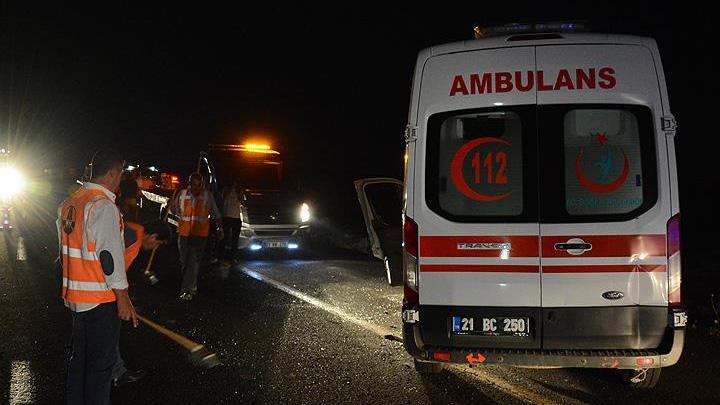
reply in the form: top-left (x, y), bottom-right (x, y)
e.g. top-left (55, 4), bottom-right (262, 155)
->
top-left (403, 306), bottom-right (686, 369)
top-left (418, 328), bottom-right (683, 369)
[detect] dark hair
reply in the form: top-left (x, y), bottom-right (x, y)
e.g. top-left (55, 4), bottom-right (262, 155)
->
top-left (89, 149), bottom-right (124, 179)
top-left (143, 220), bottom-right (171, 242)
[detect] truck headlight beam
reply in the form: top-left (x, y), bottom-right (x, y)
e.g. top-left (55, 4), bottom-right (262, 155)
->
top-left (0, 167), bottom-right (25, 199)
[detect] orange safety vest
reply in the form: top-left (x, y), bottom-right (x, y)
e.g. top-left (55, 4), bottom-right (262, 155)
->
top-left (177, 189), bottom-right (211, 237)
top-left (124, 222), bottom-right (145, 272)
top-left (60, 187), bottom-right (122, 304)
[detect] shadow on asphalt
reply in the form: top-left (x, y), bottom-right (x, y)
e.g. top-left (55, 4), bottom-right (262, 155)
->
top-left (418, 369), bottom-right (498, 404)
top-left (1, 230), bottom-right (18, 272)
top-left (529, 369), bottom-right (615, 403)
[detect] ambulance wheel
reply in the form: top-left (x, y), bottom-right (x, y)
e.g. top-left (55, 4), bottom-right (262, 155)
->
top-left (384, 254), bottom-right (402, 286)
top-left (621, 367), bottom-right (661, 388)
top-left (414, 359), bottom-right (443, 374)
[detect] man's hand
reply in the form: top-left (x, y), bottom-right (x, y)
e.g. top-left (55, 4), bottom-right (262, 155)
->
top-left (114, 289), bottom-right (139, 327)
top-left (217, 226), bottom-right (225, 241)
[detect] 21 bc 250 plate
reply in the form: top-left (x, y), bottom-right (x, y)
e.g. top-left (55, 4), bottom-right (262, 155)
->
top-left (452, 316), bottom-right (530, 337)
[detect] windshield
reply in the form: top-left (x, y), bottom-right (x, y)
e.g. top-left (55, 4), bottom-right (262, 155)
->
top-left (209, 150), bottom-right (287, 190)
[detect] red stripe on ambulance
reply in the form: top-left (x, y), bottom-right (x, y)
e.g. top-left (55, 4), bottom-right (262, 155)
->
top-left (420, 236), bottom-right (539, 257)
top-left (543, 265), bottom-right (666, 273)
top-left (541, 235), bottom-right (666, 257)
top-left (420, 265), bottom-right (539, 273)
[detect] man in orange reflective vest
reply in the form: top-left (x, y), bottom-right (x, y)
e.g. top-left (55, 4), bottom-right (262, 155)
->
top-left (112, 220), bottom-right (170, 387)
top-left (171, 173), bottom-right (223, 301)
top-left (58, 149), bottom-right (137, 405)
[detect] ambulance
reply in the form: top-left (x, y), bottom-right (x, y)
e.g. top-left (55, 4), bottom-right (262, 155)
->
top-left (392, 23), bottom-right (685, 388)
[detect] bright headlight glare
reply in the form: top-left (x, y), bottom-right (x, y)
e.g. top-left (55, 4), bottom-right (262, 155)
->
top-left (0, 167), bottom-right (25, 198)
top-left (300, 203), bottom-right (311, 222)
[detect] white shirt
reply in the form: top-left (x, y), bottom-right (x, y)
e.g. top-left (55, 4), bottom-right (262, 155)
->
top-left (222, 188), bottom-right (243, 219)
top-left (57, 182), bottom-right (127, 312)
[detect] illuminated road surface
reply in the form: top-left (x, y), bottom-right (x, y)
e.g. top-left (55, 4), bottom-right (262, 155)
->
top-left (1, 210), bottom-right (718, 404)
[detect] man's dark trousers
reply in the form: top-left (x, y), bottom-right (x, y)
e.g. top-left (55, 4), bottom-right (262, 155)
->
top-left (66, 302), bottom-right (120, 405)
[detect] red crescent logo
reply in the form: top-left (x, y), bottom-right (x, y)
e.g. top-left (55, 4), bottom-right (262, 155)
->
top-left (450, 137), bottom-right (512, 202)
top-left (575, 150), bottom-right (630, 194)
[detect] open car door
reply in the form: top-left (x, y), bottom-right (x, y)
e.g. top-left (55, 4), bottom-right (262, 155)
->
top-left (354, 178), bottom-right (404, 285)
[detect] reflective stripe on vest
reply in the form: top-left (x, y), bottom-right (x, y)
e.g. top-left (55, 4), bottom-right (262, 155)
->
top-left (60, 187), bottom-right (118, 304)
top-left (124, 222), bottom-right (144, 272)
top-left (62, 245), bottom-right (99, 260)
top-left (177, 189), bottom-right (211, 237)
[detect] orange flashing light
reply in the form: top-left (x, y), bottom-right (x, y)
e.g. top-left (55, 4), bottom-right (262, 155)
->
top-left (244, 143), bottom-right (271, 151)
top-left (240, 143), bottom-right (280, 155)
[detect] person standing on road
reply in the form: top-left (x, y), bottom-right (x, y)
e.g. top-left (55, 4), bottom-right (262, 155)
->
top-left (219, 179), bottom-right (244, 264)
top-left (111, 220), bottom-right (170, 388)
top-left (171, 173), bottom-right (223, 301)
top-left (58, 149), bottom-right (138, 405)
top-left (118, 171), bottom-right (140, 221)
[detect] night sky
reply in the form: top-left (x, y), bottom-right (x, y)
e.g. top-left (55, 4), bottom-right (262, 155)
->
top-left (0, 5), bottom-right (715, 271)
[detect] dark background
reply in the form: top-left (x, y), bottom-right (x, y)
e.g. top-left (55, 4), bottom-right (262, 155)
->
top-left (0, 5), bottom-right (716, 281)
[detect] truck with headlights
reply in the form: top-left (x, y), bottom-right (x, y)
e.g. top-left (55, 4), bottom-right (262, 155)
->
top-left (193, 143), bottom-right (311, 252)
top-left (141, 143), bottom-right (311, 252)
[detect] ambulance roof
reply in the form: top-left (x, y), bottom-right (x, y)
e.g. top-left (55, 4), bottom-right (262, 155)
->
top-left (423, 33), bottom-right (657, 58)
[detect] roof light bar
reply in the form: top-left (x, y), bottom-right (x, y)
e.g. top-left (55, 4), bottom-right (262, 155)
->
top-left (473, 21), bottom-right (587, 39)
top-left (244, 143), bottom-right (271, 151)
top-left (208, 143), bottom-right (280, 155)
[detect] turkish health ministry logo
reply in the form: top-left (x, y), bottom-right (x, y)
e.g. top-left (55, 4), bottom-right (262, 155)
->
top-left (574, 132), bottom-right (629, 194)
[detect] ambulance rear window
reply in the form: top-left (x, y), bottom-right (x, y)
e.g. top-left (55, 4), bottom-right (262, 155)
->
top-left (564, 109), bottom-right (643, 215)
top-left (538, 104), bottom-right (658, 223)
top-left (425, 106), bottom-right (538, 223)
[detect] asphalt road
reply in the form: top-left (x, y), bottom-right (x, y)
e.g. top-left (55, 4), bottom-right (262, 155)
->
top-left (2, 203), bottom-right (720, 404)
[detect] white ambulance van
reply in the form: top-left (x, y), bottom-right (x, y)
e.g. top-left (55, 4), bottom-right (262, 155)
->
top-left (394, 24), bottom-right (685, 388)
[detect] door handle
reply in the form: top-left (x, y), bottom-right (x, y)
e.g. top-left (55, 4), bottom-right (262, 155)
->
top-left (554, 243), bottom-right (592, 251)
top-left (554, 238), bottom-right (592, 255)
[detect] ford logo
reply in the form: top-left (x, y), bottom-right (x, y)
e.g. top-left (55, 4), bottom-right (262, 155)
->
top-left (602, 291), bottom-right (624, 300)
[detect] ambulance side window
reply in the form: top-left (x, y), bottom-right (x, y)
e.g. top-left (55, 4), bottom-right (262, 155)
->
top-left (425, 106), bottom-right (538, 223)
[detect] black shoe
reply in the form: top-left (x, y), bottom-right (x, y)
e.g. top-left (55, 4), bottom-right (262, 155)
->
top-left (113, 369), bottom-right (147, 387)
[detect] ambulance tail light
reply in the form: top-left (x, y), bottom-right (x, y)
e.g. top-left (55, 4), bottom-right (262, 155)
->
top-left (403, 216), bottom-right (419, 305)
top-left (667, 213), bottom-right (681, 307)
top-left (433, 352), bottom-right (451, 362)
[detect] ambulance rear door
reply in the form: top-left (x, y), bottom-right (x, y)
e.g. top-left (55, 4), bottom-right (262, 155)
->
top-left (416, 46), bottom-right (542, 349)
top-left (535, 44), bottom-right (671, 350)
top-left (354, 178), bottom-right (404, 259)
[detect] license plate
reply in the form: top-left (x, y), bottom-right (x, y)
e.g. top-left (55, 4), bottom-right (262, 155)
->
top-left (452, 316), bottom-right (530, 337)
top-left (265, 241), bottom-right (288, 248)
